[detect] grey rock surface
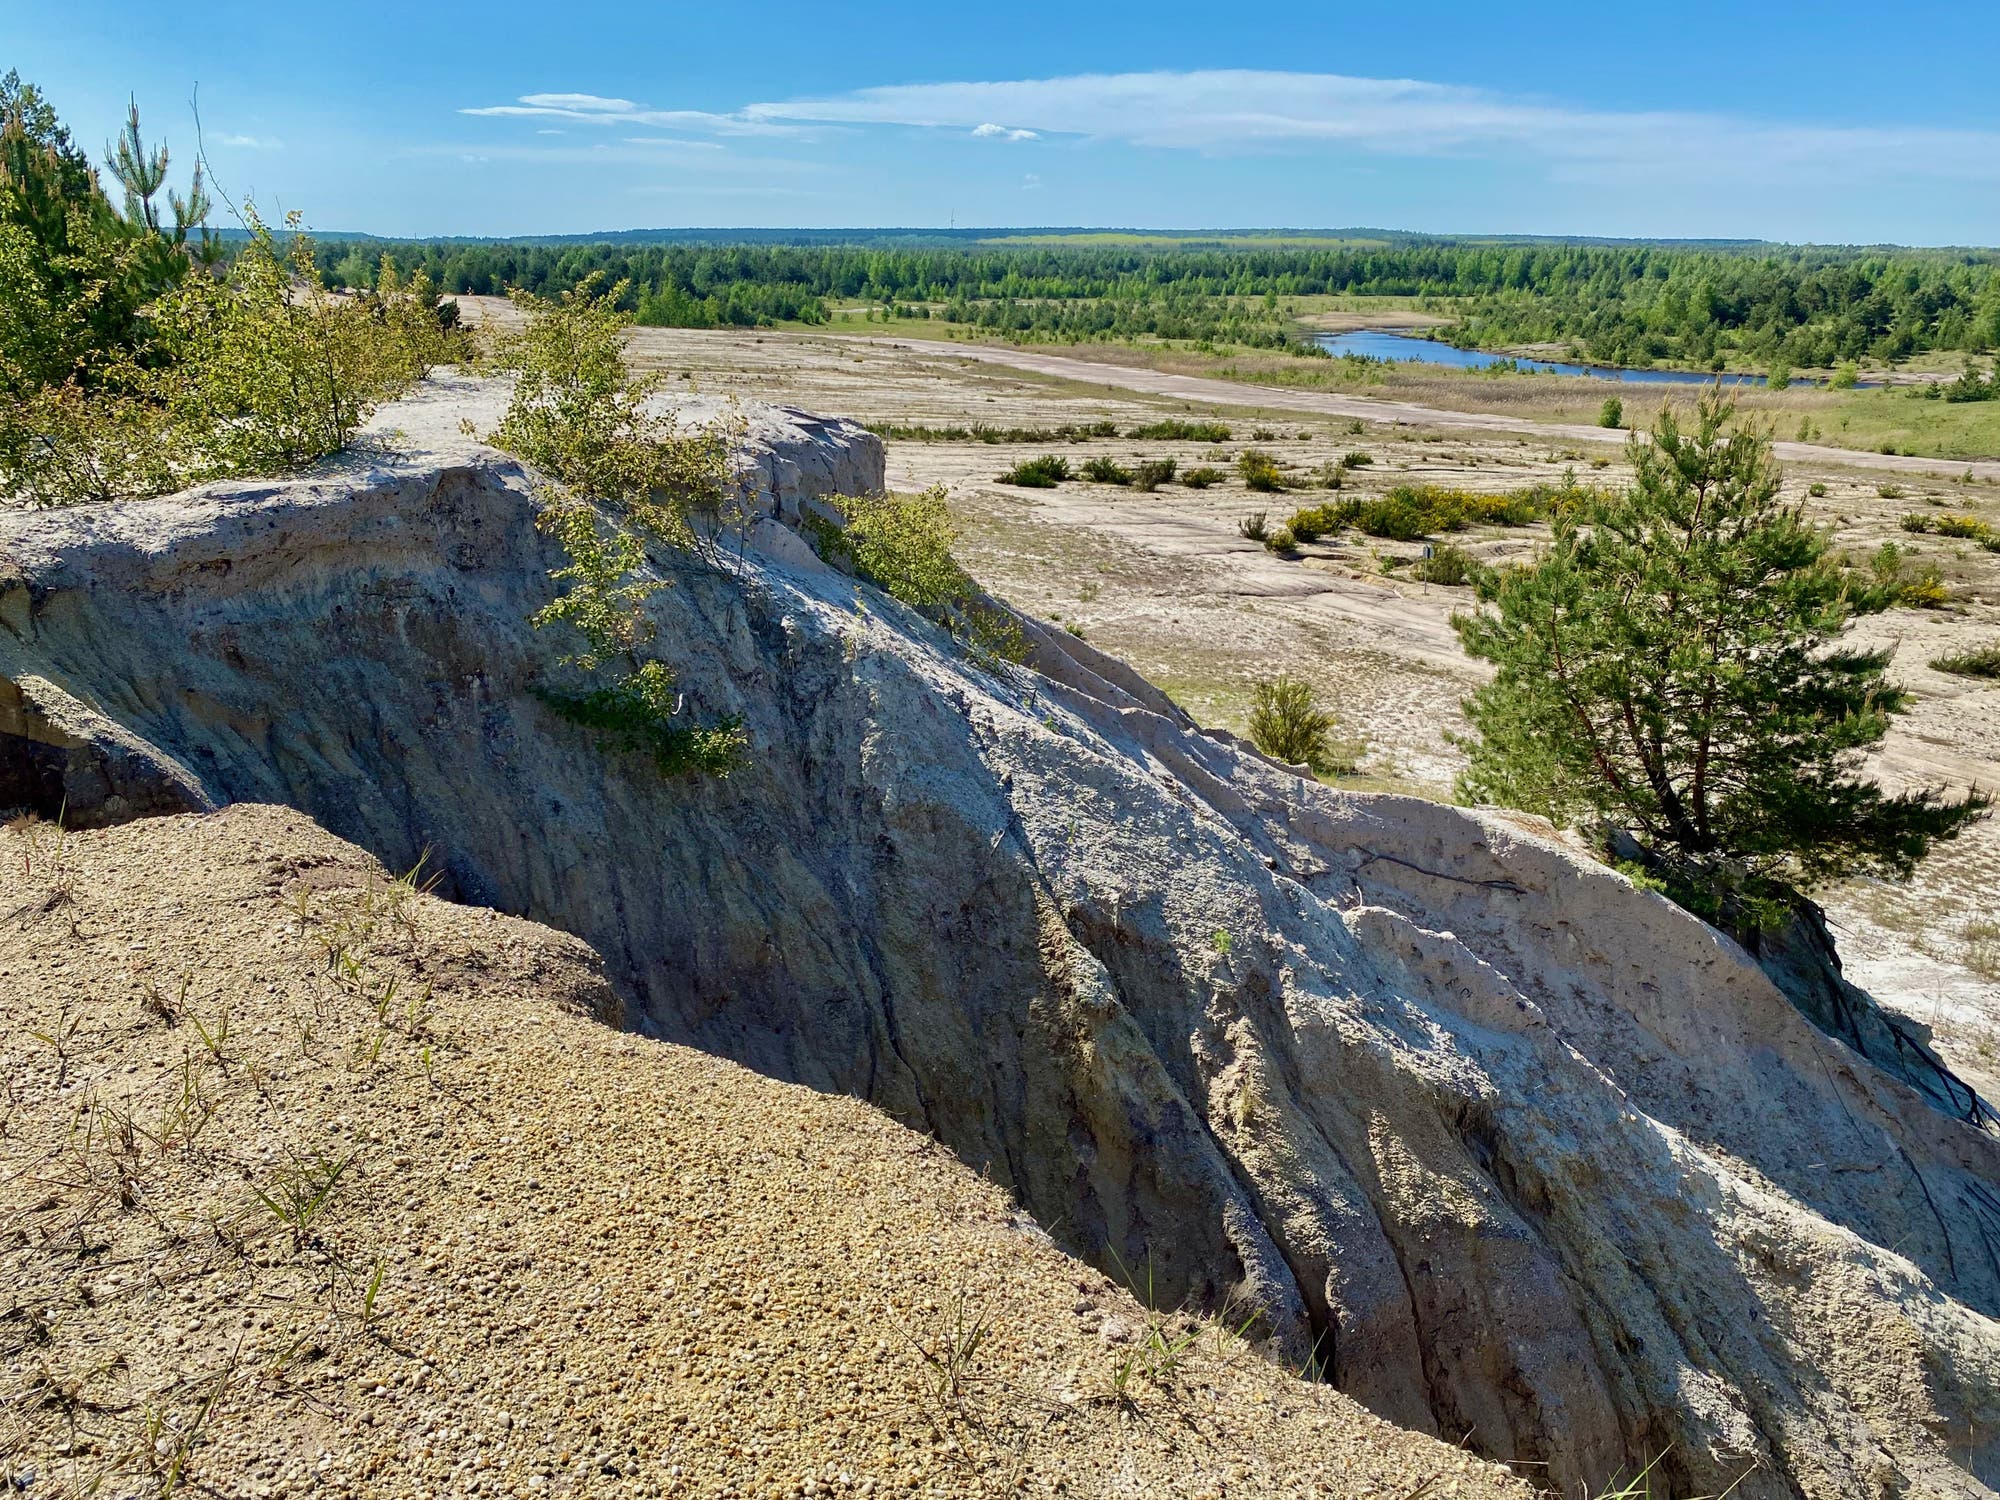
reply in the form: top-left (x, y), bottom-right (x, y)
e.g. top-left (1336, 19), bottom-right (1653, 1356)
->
top-left (3, 378), bottom-right (1998, 1499)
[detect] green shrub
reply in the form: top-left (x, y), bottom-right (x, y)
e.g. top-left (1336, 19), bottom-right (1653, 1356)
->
top-left (1351, 493), bottom-right (1432, 540)
top-left (2, 209), bottom-right (449, 507)
top-left (1251, 428), bottom-right (1276, 441)
top-left (1081, 456), bottom-right (1133, 485)
top-left (1901, 513), bottom-right (1935, 533)
top-left (810, 487), bottom-right (1027, 664)
top-left (1248, 674), bottom-right (1338, 772)
top-left (1767, 362), bottom-right (1792, 390)
top-left (1130, 419), bottom-right (1229, 442)
top-left (1931, 642), bottom-right (2000, 678)
top-left (0, 380), bottom-right (176, 507)
top-left (537, 663), bottom-right (748, 778)
top-left (1413, 543), bottom-right (1482, 586)
top-left (999, 454), bottom-right (1071, 487)
top-left (1831, 363), bottom-right (1860, 390)
top-left (1238, 510), bottom-right (1268, 541)
top-left (1286, 501), bottom-right (1353, 539)
top-left (1238, 448), bottom-right (1285, 492)
top-left (1181, 466), bottom-right (1225, 489)
top-left (1339, 450), bottom-right (1373, 469)
top-left (1932, 513), bottom-right (1995, 542)
top-left (1878, 483), bottom-right (1905, 500)
top-left (1871, 542), bottom-right (1953, 609)
top-left (490, 275), bottom-right (747, 779)
top-left (1131, 458), bottom-right (1176, 491)
top-left (155, 214), bottom-right (445, 477)
top-left (1316, 485), bottom-right (1545, 542)
top-left (1263, 525), bottom-right (1297, 552)
top-left (868, 420), bottom-right (1115, 444)
top-left (1807, 482), bottom-right (1828, 497)
top-left (1598, 397), bottom-right (1623, 429)
top-left (1900, 568), bottom-right (1953, 608)
top-left (489, 272), bottom-right (728, 548)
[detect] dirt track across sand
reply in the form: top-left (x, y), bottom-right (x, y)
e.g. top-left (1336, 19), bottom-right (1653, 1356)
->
top-left (865, 337), bottom-right (2000, 483)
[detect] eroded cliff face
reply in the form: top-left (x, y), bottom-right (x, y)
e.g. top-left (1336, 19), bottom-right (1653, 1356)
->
top-left (4, 379), bottom-right (1999, 1499)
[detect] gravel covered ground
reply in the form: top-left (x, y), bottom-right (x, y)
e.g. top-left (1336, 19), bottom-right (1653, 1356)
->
top-left (1, 806), bottom-right (1528, 1500)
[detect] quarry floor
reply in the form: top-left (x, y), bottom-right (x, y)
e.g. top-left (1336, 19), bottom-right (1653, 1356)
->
top-left (459, 303), bottom-right (2000, 1097)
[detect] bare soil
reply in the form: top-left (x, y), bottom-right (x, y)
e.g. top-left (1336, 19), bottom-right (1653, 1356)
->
top-left (0, 805), bottom-right (1530, 1500)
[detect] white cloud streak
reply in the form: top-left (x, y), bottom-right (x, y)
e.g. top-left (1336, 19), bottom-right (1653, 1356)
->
top-left (216, 133), bottom-right (282, 149)
top-left (459, 92), bottom-right (811, 138)
top-left (459, 71), bottom-right (2000, 200)
top-left (732, 69), bottom-right (2000, 186)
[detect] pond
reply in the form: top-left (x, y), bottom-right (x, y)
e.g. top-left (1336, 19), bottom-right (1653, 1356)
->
top-left (1313, 329), bottom-right (1775, 387)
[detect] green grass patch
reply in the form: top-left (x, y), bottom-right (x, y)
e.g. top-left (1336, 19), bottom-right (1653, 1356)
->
top-left (1932, 642), bottom-right (2000, 678)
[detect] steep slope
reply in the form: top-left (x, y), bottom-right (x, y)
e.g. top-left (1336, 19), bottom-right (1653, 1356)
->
top-left (1, 805), bottom-right (1528, 1498)
top-left (4, 377), bottom-right (2000, 1497)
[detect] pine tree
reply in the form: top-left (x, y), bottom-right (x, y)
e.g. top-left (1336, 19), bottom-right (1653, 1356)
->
top-left (0, 73), bottom-right (141, 394)
top-left (1452, 391), bottom-right (1988, 911)
top-left (104, 98), bottom-right (215, 287)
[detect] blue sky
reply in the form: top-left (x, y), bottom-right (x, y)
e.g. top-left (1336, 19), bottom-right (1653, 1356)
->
top-left (10, 0), bottom-right (2000, 244)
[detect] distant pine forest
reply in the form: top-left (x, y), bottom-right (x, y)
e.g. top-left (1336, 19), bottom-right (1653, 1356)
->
top-left (315, 236), bottom-right (2000, 370)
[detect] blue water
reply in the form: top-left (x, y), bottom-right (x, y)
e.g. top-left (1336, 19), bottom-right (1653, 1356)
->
top-left (1315, 329), bottom-right (1772, 387)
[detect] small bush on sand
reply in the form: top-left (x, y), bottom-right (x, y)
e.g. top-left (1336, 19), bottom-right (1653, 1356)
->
top-left (999, 454), bottom-right (1071, 487)
top-left (1238, 449), bottom-right (1285, 492)
top-left (1181, 466), bottom-right (1225, 489)
top-left (1288, 500), bottom-right (1357, 538)
top-left (1263, 525), bottom-right (1297, 553)
top-left (1129, 418), bottom-right (1229, 442)
top-left (1131, 458), bottom-right (1176, 491)
top-left (1238, 511), bottom-right (1268, 541)
top-left (1871, 542), bottom-right (1953, 609)
top-left (1413, 543), bottom-right (1482, 586)
top-left (1081, 456), bottom-right (1134, 485)
top-left (1287, 509), bottom-right (1326, 544)
top-left (1933, 513), bottom-right (1995, 542)
top-left (1249, 674), bottom-right (1338, 772)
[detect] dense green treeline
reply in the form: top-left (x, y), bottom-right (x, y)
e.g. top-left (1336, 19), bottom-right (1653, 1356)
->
top-left (313, 237), bottom-right (2000, 364)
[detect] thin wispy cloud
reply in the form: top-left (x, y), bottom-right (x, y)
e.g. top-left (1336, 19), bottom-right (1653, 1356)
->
top-left (730, 69), bottom-right (2000, 186)
top-left (972, 123), bottom-right (1037, 142)
top-left (405, 140), bottom-right (807, 175)
top-left (459, 92), bottom-right (810, 139)
top-left (215, 133), bottom-right (283, 150)
top-left (620, 137), bottom-right (725, 152)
